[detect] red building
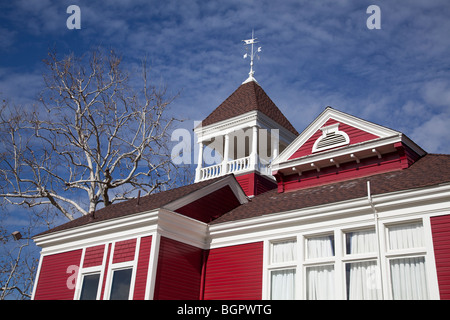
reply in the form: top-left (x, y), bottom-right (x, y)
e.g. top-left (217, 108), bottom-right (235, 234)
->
top-left (32, 76), bottom-right (450, 300)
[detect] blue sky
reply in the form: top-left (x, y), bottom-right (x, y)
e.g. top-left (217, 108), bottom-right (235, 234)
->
top-left (1, 0), bottom-right (449, 155)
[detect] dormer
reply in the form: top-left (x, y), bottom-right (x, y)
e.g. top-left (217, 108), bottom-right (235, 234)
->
top-left (272, 107), bottom-right (426, 193)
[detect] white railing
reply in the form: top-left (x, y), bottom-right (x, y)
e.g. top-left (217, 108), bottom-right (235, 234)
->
top-left (227, 156), bottom-right (251, 174)
top-left (199, 163), bottom-right (222, 180)
top-left (197, 156), bottom-right (274, 182)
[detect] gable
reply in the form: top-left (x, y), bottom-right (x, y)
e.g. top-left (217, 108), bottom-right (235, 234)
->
top-left (275, 107), bottom-right (400, 164)
top-left (288, 118), bottom-right (380, 160)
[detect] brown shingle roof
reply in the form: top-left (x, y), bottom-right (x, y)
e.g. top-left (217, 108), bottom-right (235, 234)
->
top-left (200, 80), bottom-right (299, 135)
top-left (35, 175), bottom-right (233, 237)
top-left (211, 154), bottom-right (450, 224)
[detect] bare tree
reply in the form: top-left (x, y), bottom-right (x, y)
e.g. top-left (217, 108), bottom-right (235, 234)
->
top-left (0, 49), bottom-right (180, 221)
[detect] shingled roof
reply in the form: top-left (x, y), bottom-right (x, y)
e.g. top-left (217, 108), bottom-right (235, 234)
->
top-left (200, 80), bottom-right (299, 135)
top-left (211, 154), bottom-right (450, 224)
top-left (35, 175), bottom-right (233, 237)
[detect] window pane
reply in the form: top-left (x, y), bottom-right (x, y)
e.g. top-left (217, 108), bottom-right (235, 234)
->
top-left (388, 222), bottom-right (424, 250)
top-left (345, 229), bottom-right (376, 255)
top-left (110, 268), bottom-right (133, 300)
top-left (80, 273), bottom-right (100, 300)
top-left (306, 265), bottom-right (334, 300)
top-left (390, 257), bottom-right (428, 300)
top-left (270, 269), bottom-right (296, 300)
top-left (346, 261), bottom-right (380, 300)
top-left (271, 240), bottom-right (297, 264)
top-left (307, 235), bottom-right (335, 259)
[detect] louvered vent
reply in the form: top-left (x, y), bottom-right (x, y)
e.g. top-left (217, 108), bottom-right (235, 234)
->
top-left (316, 132), bottom-right (347, 149)
top-left (312, 123), bottom-right (349, 153)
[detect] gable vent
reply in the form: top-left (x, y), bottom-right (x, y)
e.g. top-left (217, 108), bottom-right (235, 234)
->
top-left (312, 123), bottom-right (350, 153)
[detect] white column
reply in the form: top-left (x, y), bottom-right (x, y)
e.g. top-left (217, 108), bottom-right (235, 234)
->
top-left (195, 141), bottom-right (203, 182)
top-left (222, 134), bottom-right (230, 175)
top-left (250, 126), bottom-right (258, 171)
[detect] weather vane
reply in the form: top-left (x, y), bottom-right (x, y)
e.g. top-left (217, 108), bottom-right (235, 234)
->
top-left (242, 30), bottom-right (262, 82)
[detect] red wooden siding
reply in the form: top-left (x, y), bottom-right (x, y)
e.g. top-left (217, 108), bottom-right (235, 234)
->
top-left (133, 236), bottom-right (152, 300)
top-left (153, 237), bottom-right (203, 300)
top-left (83, 244), bottom-right (105, 268)
top-left (431, 215), bottom-right (450, 300)
top-left (289, 118), bottom-right (380, 160)
top-left (34, 249), bottom-right (82, 300)
top-left (236, 172), bottom-right (276, 197)
top-left (175, 186), bottom-right (241, 222)
top-left (203, 242), bottom-right (263, 300)
top-left (112, 238), bottom-right (136, 263)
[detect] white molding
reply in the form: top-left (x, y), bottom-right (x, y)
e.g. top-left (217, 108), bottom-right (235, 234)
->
top-left (195, 110), bottom-right (297, 145)
top-left (208, 183), bottom-right (450, 249)
top-left (163, 175), bottom-right (248, 212)
top-left (273, 107), bottom-right (402, 166)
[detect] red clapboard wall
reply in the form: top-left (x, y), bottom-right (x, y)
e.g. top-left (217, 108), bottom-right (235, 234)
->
top-left (431, 215), bottom-right (450, 300)
top-left (236, 172), bottom-right (277, 197)
top-left (34, 249), bottom-right (82, 300)
top-left (83, 244), bottom-right (105, 268)
top-left (153, 236), bottom-right (203, 300)
top-left (203, 242), bottom-right (263, 300)
top-left (133, 236), bottom-right (152, 300)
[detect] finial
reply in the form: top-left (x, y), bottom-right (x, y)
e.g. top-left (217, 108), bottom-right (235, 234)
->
top-left (242, 30), bottom-right (262, 84)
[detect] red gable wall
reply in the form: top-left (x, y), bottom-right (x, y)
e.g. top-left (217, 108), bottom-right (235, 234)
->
top-left (288, 118), bottom-right (380, 160)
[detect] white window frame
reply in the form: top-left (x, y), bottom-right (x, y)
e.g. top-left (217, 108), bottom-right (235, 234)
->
top-left (77, 270), bottom-right (102, 300)
top-left (266, 238), bottom-right (298, 299)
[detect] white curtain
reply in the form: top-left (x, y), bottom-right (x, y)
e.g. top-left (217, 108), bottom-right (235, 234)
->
top-left (306, 235), bottom-right (335, 299)
top-left (306, 265), bottom-right (335, 300)
top-left (271, 269), bottom-right (295, 299)
top-left (388, 223), bottom-right (428, 299)
top-left (390, 257), bottom-right (428, 299)
top-left (388, 222), bottom-right (424, 250)
top-left (270, 240), bottom-right (297, 300)
top-left (307, 235), bottom-right (334, 259)
top-left (347, 261), bottom-right (379, 300)
top-left (271, 240), bottom-right (297, 264)
top-left (346, 230), bottom-right (380, 300)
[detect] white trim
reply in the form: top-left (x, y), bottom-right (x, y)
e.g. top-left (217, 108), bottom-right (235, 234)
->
top-left (146, 233), bottom-right (161, 300)
top-left (273, 107), bottom-right (406, 166)
top-left (163, 175), bottom-right (248, 212)
top-left (195, 110), bottom-right (297, 146)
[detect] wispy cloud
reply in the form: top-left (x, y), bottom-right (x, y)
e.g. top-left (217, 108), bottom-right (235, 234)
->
top-left (0, 0), bottom-right (449, 153)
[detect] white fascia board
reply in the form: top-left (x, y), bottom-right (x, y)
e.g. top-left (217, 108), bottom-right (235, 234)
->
top-left (33, 209), bottom-right (159, 254)
top-left (158, 208), bottom-right (208, 249)
top-left (273, 107), bottom-right (400, 165)
top-left (208, 183), bottom-right (450, 249)
top-left (163, 175), bottom-right (248, 212)
top-left (272, 135), bottom-right (402, 172)
top-left (194, 110), bottom-right (297, 144)
top-left (194, 111), bottom-right (259, 141)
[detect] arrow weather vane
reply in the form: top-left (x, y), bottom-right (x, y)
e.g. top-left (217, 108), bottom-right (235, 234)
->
top-left (242, 30), bottom-right (262, 81)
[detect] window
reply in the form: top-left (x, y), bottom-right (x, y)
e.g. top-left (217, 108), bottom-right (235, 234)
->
top-left (344, 229), bottom-right (380, 300)
top-left (265, 220), bottom-right (433, 300)
top-left (109, 268), bottom-right (133, 300)
top-left (269, 240), bottom-right (297, 299)
top-left (305, 234), bottom-right (335, 300)
top-left (79, 273), bottom-right (100, 300)
top-left (387, 222), bottom-right (428, 300)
